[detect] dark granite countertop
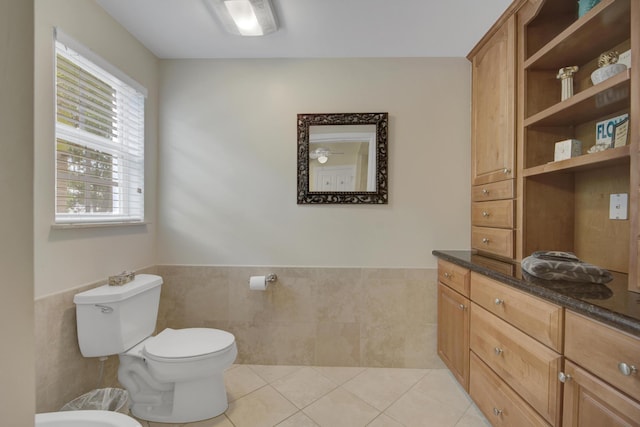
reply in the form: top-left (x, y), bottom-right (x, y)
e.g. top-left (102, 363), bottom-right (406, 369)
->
top-left (433, 250), bottom-right (640, 338)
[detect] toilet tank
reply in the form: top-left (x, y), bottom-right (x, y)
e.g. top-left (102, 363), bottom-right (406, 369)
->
top-left (73, 274), bottom-right (163, 357)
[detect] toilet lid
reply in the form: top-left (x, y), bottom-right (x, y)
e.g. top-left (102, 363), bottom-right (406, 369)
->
top-left (143, 328), bottom-right (235, 359)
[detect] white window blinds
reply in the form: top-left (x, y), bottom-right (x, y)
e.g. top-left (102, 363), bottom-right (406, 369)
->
top-left (54, 30), bottom-right (146, 224)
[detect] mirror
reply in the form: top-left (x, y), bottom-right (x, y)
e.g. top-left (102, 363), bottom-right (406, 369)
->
top-left (297, 113), bottom-right (388, 204)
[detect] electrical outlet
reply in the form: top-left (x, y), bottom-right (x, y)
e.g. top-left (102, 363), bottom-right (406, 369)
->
top-left (609, 193), bottom-right (628, 220)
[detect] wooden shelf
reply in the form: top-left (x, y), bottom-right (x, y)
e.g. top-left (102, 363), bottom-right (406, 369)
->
top-left (524, 0), bottom-right (630, 70)
top-left (523, 145), bottom-right (630, 177)
top-left (524, 69), bottom-right (630, 127)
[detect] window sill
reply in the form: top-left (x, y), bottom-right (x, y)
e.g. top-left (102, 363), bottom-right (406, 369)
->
top-left (51, 221), bottom-right (150, 230)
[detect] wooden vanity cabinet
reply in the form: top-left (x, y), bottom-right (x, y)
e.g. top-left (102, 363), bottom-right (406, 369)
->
top-left (561, 311), bottom-right (640, 426)
top-left (437, 260), bottom-right (470, 390)
top-left (469, 14), bottom-right (517, 260)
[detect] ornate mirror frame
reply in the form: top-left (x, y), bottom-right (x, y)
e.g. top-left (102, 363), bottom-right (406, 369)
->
top-left (297, 112), bottom-right (388, 204)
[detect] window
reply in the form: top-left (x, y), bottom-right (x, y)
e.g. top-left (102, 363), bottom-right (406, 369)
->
top-left (54, 30), bottom-right (146, 224)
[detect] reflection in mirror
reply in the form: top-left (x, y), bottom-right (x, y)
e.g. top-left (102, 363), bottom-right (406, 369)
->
top-left (309, 125), bottom-right (376, 192)
top-left (297, 113), bottom-right (388, 204)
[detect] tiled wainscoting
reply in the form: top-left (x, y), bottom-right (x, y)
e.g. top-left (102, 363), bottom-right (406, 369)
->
top-left (35, 265), bottom-right (440, 413)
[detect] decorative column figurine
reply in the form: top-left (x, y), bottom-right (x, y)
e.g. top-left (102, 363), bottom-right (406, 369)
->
top-left (557, 66), bottom-right (579, 101)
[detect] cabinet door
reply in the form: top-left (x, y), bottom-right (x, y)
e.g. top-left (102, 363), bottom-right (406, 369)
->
top-left (471, 16), bottom-right (516, 186)
top-left (437, 283), bottom-right (470, 390)
top-left (561, 360), bottom-right (640, 427)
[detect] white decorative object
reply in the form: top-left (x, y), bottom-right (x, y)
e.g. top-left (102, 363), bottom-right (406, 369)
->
top-left (554, 139), bottom-right (582, 161)
top-left (591, 51), bottom-right (627, 85)
top-left (591, 63), bottom-right (627, 84)
top-left (557, 66), bottom-right (579, 100)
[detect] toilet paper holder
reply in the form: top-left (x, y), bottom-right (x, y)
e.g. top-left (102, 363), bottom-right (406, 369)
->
top-left (265, 274), bottom-right (277, 283)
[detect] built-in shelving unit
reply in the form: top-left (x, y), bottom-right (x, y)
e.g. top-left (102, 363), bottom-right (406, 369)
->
top-left (518, 0), bottom-right (636, 286)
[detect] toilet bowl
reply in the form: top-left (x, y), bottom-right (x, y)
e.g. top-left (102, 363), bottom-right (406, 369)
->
top-left (74, 274), bottom-right (237, 424)
top-left (118, 328), bottom-right (237, 423)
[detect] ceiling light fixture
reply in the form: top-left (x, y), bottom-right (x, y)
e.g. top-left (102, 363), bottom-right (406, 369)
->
top-left (205, 0), bottom-right (278, 36)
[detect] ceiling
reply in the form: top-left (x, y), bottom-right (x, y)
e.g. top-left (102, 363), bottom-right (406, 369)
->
top-left (96, 0), bottom-right (513, 59)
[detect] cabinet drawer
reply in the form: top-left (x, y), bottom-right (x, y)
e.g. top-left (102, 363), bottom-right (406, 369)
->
top-left (470, 272), bottom-right (563, 351)
top-left (472, 179), bottom-right (514, 201)
top-left (470, 352), bottom-right (550, 427)
top-left (438, 259), bottom-right (470, 297)
top-left (471, 226), bottom-right (514, 258)
top-left (472, 200), bottom-right (514, 228)
top-left (470, 303), bottom-right (562, 425)
top-left (565, 310), bottom-right (640, 401)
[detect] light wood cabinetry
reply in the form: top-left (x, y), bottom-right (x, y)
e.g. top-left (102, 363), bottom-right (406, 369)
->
top-left (470, 272), bottom-right (563, 351)
top-left (560, 360), bottom-right (640, 426)
top-left (564, 310), bottom-right (640, 402)
top-left (437, 260), bottom-right (471, 390)
top-left (470, 16), bottom-right (516, 186)
top-left (437, 283), bottom-right (470, 390)
top-left (469, 14), bottom-right (518, 260)
top-left (561, 311), bottom-right (640, 426)
top-left (471, 303), bottom-right (562, 425)
top-left (516, 0), bottom-right (639, 291)
top-left (470, 352), bottom-right (551, 427)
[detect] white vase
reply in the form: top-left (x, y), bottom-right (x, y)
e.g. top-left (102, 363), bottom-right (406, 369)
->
top-left (591, 63), bottom-right (627, 85)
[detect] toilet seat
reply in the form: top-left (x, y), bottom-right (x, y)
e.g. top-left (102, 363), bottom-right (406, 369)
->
top-left (143, 328), bottom-right (235, 362)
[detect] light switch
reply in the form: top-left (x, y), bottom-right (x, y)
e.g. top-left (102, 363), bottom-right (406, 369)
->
top-left (609, 193), bottom-right (628, 220)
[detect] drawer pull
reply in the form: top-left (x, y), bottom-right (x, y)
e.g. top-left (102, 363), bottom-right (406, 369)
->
top-left (494, 298), bottom-right (504, 305)
top-left (482, 211), bottom-right (490, 217)
top-left (493, 408), bottom-right (503, 416)
top-left (482, 189), bottom-right (490, 195)
top-left (458, 304), bottom-right (466, 310)
top-left (482, 238), bottom-right (490, 244)
top-left (558, 372), bottom-right (572, 383)
top-left (618, 362), bottom-right (638, 376)
top-left (443, 272), bottom-right (452, 279)
top-left (494, 347), bottom-right (503, 356)
top-left (503, 168), bottom-right (511, 175)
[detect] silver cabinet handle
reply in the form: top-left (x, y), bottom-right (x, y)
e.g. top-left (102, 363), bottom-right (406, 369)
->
top-left (458, 304), bottom-right (466, 310)
top-left (618, 362), bottom-right (638, 376)
top-left (558, 372), bottom-right (572, 383)
top-left (443, 272), bottom-right (452, 279)
top-left (482, 189), bottom-right (490, 195)
top-left (482, 238), bottom-right (490, 244)
top-left (503, 168), bottom-right (511, 175)
top-left (493, 408), bottom-right (503, 416)
top-left (494, 347), bottom-right (503, 356)
top-left (494, 298), bottom-right (504, 305)
top-left (482, 211), bottom-right (490, 217)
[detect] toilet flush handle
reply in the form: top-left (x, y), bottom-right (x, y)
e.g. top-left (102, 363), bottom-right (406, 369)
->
top-left (95, 304), bottom-right (113, 314)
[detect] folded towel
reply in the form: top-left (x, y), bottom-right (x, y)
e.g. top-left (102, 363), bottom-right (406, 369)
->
top-left (521, 251), bottom-right (613, 284)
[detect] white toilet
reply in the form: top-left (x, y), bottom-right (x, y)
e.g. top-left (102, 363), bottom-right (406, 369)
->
top-left (73, 274), bottom-right (237, 423)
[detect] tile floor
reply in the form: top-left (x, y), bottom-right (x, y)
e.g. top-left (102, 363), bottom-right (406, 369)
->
top-left (134, 365), bottom-right (491, 427)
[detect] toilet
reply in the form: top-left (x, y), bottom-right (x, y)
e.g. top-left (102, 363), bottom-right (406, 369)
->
top-left (73, 274), bottom-right (237, 423)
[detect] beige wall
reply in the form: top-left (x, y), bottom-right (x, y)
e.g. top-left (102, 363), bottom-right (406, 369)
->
top-left (156, 266), bottom-right (443, 369)
top-left (34, 0), bottom-right (159, 298)
top-left (0, 1), bottom-right (35, 424)
top-left (157, 58), bottom-right (471, 267)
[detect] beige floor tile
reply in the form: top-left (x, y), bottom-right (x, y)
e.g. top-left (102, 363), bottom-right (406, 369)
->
top-left (342, 367), bottom-right (429, 410)
top-left (303, 388), bottom-right (380, 427)
top-left (271, 367), bottom-right (338, 409)
top-left (384, 391), bottom-right (468, 427)
top-left (225, 364), bottom-right (267, 402)
top-left (454, 404), bottom-right (491, 427)
top-left (408, 369), bottom-right (472, 413)
top-left (249, 364), bottom-right (304, 383)
top-left (367, 413), bottom-right (405, 427)
top-left (226, 385), bottom-right (298, 427)
top-left (312, 366), bottom-right (366, 385)
top-left (276, 411), bottom-right (320, 426)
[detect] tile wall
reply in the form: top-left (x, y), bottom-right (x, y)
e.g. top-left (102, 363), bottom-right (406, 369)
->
top-left (35, 265), bottom-right (441, 413)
